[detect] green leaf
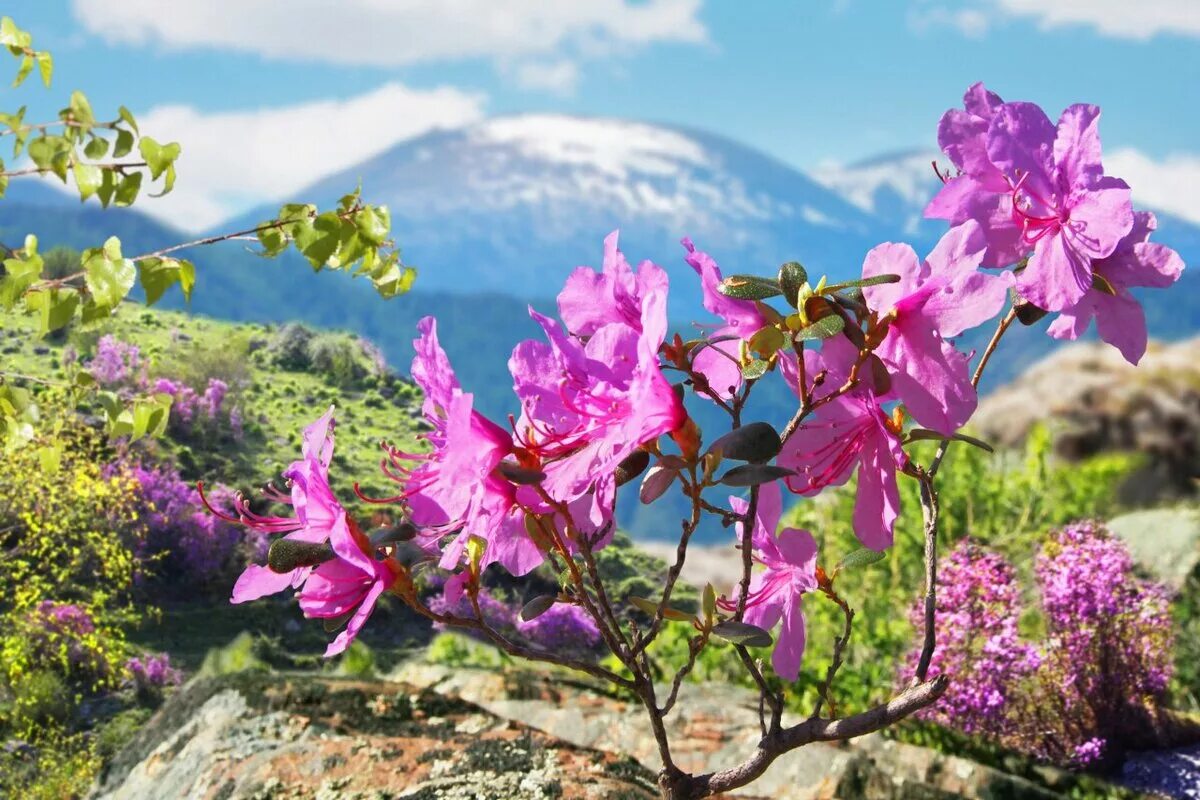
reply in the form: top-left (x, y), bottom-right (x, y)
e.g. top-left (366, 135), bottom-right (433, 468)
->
top-left (83, 135), bottom-right (108, 159)
top-left (294, 211), bottom-right (342, 268)
top-left (72, 160), bottom-right (102, 201)
top-left (824, 274), bottom-right (901, 293)
top-left (354, 204), bottom-right (390, 245)
top-left (138, 136), bottom-right (181, 180)
top-left (34, 50), bottom-right (50, 86)
top-left (740, 359), bottom-right (768, 381)
top-left (27, 135), bottom-right (69, 179)
top-left (96, 169), bottom-right (116, 207)
top-left (718, 464), bottom-right (795, 487)
top-left (778, 261), bottom-right (808, 307)
top-left (112, 128), bottom-right (134, 158)
top-left (118, 106), bottom-right (138, 135)
top-left (369, 262), bottom-right (415, 299)
top-left (114, 171), bottom-right (142, 206)
top-left (792, 314), bottom-right (845, 342)
top-left (702, 584), bottom-right (717, 619)
top-left (256, 226), bottom-right (289, 258)
top-left (836, 548), bottom-right (887, 572)
top-left (0, 251), bottom-right (43, 309)
top-left (711, 620), bottom-right (773, 648)
top-left (717, 275), bottom-right (781, 301)
top-left (137, 257), bottom-right (190, 306)
top-left (24, 287), bottom-right (79, 335)
top-left (83, 237), bottom-right (135, 308)
top-left (96, 391), bottom-right (121, 421)
top-left (67, 91), bottom-right (94, 127)
top-left (628, 596), bottom-right (693, 622)
top-left (12, 54), bottom-right (32, 88)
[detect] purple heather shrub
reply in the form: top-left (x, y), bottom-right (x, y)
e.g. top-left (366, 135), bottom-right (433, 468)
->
top-left (124, 652), bottom-right (182, 691)
top-left (515, 601), bottom-right (602, 654)
top-left (88, 335), bottom-right (142, 386)
top-left (907, 522), bottom-right (1175, 768)
top-left (202, 379), bottom-right (228, 418)
top-left (24, 602), bottom-right (109, 687)
top-left (109, 460), bottom-right (248, 587)
top-left (902, 541), bottom-right (1039, 739)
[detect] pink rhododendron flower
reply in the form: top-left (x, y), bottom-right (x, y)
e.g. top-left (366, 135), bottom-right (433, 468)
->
top-left (718, 481), bottom-right (817, 680)
top-left (928, 86), bottom-right (1134, 312)
top-left (926, 83), bottom-right (1026, 268)
top-left (1047, 211), bottom-right (1185, 364)
top-left (201, 406), bottom-right (344, 604)
top-left (779, 350), bottom-right (907, 551)
top-left (298, 515), bottom-right (400, 657)
top-left (680, 237), bottom-right (769, 400)
top-left (862, 221), bottom-right (1010, 434)
top-left (557, 230), bottom-right (659, 336)
top-left (509, 236), bottom-right (685, 505)
top-left (399, 318), bottom-right (543, 577)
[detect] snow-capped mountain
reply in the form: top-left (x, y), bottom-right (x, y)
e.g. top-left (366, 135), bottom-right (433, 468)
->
top-left (812, 149), bottom-right (944, 238)
top-left (228, 114), bottom-right (892, 316)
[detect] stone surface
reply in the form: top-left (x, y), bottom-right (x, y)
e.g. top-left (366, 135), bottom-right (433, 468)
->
top-left (389, 662), bottom-right (1142, 799)
top-left (92, 672), bottom-right (660, 800)
top-left (1108, 508), bottom-right (1200, 591)
top-left (973, 338), bottom-right (1200, 503)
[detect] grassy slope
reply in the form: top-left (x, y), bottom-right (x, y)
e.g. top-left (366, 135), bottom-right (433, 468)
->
top-left (0, 304), bottom-right (425, 508)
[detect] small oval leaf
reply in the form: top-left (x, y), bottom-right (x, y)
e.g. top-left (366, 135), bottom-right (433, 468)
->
top-left (497, 460), bottom-right (547, 485)
top-left (778, 261), bottom-right (808, 307)
top-left (519, 595), bottom-right (559, 622)
top-left (1015, 300), bottom-right (1048, 326)
top-left (615, 449), bottom-right (651, 486)
top-left (268, 538), bottom-right (336, 573)
top-left (718, 275), bottom-right (782, 301)
top-left (718, 464), bottom-right (795, 487)
top-left (711, 620), bottom-right (773, 648)
top-left (705, 422), bottom-right (782, 464)
top-left (741, 359), bottom-right (769, 381)
top-left (836, 547), bottom-right (887, 572)
top-left (793, 314), bottom-right (845, 342)
top-left (628, 596), bottom-right (693, 622)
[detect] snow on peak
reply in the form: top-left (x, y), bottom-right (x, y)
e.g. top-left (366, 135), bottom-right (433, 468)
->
top-left (813, 151), bottom-right (941, 211)
top-left (472, 114), bottom-right (708, 180)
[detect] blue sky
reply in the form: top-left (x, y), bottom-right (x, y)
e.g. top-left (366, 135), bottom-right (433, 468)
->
top-left (7, 0), bottom-right (1199, 230)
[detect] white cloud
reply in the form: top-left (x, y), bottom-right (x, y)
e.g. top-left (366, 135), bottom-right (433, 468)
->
top-left (71, 0), bottom-right (707, 67)
top-left (124, 82), bottom-right (485, 232)
top-left (910, 0), bottom-right (1200, 40)
top-left (510, 60), bottom-right (580, 95)
top-left (1106, 148), bottom-right (1200, 225)
top-left (907, 7), bottom-right (990, 38)
top-left (993, 0), bottom-right (1200, 40)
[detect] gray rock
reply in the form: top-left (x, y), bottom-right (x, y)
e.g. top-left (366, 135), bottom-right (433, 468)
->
top-left (974, 338), bottom-right (1200, 503)
top-left (91, 672), bottom-right (657, 800)
top-left (1108, 508), bottom-right (1200, 591)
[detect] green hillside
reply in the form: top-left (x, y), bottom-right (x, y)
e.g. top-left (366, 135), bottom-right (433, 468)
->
top-left (0, 304), bottom-right (426, 503)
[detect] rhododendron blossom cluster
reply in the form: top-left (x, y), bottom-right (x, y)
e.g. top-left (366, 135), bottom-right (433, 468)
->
top-left (207, 86), bottom-right (1183, 799)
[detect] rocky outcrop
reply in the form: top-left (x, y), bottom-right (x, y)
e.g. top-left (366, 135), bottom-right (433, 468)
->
top-left (390, 662), bottom-right (1147, 800)
top-left (91, 672), bottom-right (659, 800)
top-left (973, 338), bottom-right (1200, 503)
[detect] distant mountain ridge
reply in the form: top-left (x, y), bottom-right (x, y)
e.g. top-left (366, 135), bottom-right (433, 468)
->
top-left (3, 116), bottom-right (1196, 542)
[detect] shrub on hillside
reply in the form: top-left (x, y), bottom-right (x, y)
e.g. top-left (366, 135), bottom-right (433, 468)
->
top-left (904, 523), bottom-right (1175, 768)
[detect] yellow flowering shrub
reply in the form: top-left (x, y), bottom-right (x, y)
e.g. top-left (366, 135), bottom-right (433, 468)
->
top-left (0, 391), bottom-right (150, 707)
